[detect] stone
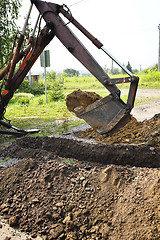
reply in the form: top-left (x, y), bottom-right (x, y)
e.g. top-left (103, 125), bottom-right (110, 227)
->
top-left (49, 224), bottom-right (64, 239)
top-left (9, 216), bottom-right (18, 227)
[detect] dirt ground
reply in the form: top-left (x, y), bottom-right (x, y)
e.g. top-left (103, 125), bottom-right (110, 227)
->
top-left (75, 114), bottom-right (160, 147)
top-left (0, 90), bottom-right (159, 240)
top-left (66, 90), bottom-right (160, 147)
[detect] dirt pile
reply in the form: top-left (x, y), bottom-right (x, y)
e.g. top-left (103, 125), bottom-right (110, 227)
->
top-left (66, 89), bottom-right (101, 115)
top-left (0, 92), bottom-right (159, 239)
top-left (0, 155), bottom-right (159, 240)
top-left (76, 113), bottom-right (160, 147)
top-left (66, 90), bottom-right (160, 147)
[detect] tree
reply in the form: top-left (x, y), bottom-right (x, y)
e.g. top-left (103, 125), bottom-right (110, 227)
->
top-left (141, 64), bottom-right (158, 74)
top-left (126, 61), bottom-right (133, 73)
top-left (132, 69), bottom-right (139, 74)
top-left (46, 70), bottom-right (56, 81)
top-left (0, 0), bottom-right (21, 66)
top-left (103, 65), bottom-right (110, 74)
top-left (63, 68), bottom-right (80, 77)
top-left (110, 67), bottom-right (120, 75)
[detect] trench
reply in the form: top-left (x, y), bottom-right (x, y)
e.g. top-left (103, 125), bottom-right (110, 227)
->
top-left (1, 135), bottom-right (159, 168)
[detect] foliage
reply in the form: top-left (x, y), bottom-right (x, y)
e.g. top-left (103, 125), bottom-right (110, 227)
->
top-left (0, 0), bottom-right (22, 66)
top-left (17, 79), bottom-right (45, 95)
top-left (63, 68), bottom-right (80, 77)
top-left (10, 92), bottom-right (34, 105)
top-left (104, 65), bottom-right (120, 75)
top-left (110, 67), bottom-right (120, 75)
top-left (46, 70), bottom-right (56, 82)
top-left (103, 65), bottom-right (110, 73)
top-left (44, 71), bottom-right (65, 101)
top-left (132, 69), bottom-right (139, 74)
top-left (126, 61), bottom-right (133, 73)
top-left (139, 70), bottom-right (160, 88)
top-left (48, 79), bottom-right (65, 101)
top-left (141, 64), bottom-right (158, 74)
top-left (16, 70), bottom-right (65, 100)
top-left (45, 70), bottom-right (57, 89)
top-left (62, 75), bottom-right (103, 90)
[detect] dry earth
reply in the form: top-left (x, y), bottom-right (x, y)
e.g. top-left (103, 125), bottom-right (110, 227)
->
top-left (0, 90), bottom-right (159, 240)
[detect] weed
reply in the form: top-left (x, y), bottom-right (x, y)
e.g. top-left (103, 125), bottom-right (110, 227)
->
top-left (0, 157), bottom-right (10, 163)
top-left (61, 158), bottom-right (75, 165)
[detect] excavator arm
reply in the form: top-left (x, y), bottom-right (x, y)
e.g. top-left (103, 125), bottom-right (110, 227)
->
top-left (0, 0), bottom-right (139, 135)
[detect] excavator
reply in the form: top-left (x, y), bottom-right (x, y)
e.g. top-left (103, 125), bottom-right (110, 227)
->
top-left (0, 0), bottom-right (139, 136)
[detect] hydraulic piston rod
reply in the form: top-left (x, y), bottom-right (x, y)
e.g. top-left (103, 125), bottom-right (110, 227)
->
top-left (101, 46), bottom-right (134, 77)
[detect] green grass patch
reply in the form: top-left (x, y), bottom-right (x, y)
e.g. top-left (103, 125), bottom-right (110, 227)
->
top-left (0, 157), bottom-right (10, 163)
top-left (0, 70), bottom-right (160, 149)
top-left (61, 158), bottom-right (75, 165)
top-left (62, 71), bottom-right (160, 90)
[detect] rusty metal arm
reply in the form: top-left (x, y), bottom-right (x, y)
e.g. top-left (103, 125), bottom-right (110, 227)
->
top-left (31, 0), bottom-right (120, 95)
top-left (0, 23), bottom-right (55, 117)
top-left (31, 0), bottom-right (139, 110)
top-left (59, 3), bottom-right (139, 109)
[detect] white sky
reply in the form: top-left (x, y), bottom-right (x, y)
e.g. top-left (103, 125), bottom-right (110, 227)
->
top-left (19, 0), bottom-right (160, 73)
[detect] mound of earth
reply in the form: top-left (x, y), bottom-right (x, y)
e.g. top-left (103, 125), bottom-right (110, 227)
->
top-left (0, 92), bottom-right (159, 239)
top-left (66, 90), bottom-right (160, 147)
top-left (66, 89), bottom-right (101, 115)
top-left (0, 153), bottom-right (159, 240)
top-left (75, 113), bottom-right (160, 147)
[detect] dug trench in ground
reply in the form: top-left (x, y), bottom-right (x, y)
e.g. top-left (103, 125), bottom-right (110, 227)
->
top-left (0, 133), bottom-right (160, 168)
top-left (0, 90), bottom-right (159, 239)
top-left (0, 90), bottom-right (160, 168)
top-left (0, 144), bottom-right (159, 239)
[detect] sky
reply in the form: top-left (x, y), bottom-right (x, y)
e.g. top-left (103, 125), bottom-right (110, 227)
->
top-left (19, 0), bottom-right (160, 73)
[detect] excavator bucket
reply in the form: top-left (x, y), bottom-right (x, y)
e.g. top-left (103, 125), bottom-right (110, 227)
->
top-left (78, 95), bottom-right (131, 134)
top-left (66, 90), bottom-right (132, 134)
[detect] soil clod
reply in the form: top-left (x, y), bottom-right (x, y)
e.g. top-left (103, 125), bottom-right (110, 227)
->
top-left (66, 89), bottom-right (102, 116)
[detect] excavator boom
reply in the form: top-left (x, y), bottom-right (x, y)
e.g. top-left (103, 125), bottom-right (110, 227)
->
top-left (0, 0), bottom-right (139, 135)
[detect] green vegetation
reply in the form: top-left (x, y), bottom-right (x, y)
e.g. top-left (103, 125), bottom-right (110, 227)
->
top-left (0, 0), bottom-right (22, 65)
top-left (63, 68), bottom-right (80, 77)
top-left (0, 67), bottom-right (160, 145)
top-left (61, 158), bottom-right (75, 165)
top-left (0, 157), bottom-right (10, 163)
top-left (10, 93), bottom-right (34, 105)
top-left (60, 70), bottom-right (160, 90)
top-left (138, 70), bottom-right (160, 88)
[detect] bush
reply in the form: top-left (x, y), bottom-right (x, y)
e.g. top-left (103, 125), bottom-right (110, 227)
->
top-left (37, 97), bottom-right (44, 105)
top-left (48, 79), bottom-right (65, 101)
top-left (11, 93), bottom-right (34, 105)
top-left (17, 79), bottom-right (45, 95)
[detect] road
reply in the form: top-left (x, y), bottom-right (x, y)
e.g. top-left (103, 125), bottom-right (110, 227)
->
top-left (87, 89), bottom-right (160, 121)
top-left (129, 89), bottom-right (160, 121)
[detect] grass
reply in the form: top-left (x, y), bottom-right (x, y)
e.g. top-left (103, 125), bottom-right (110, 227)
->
top-left (0, 157), bottom-right (10, 163)
top-left (0, 70), bottom-right (160, 150)
top-left (62, 72), bottom-right (160, 90)
top-left (5, 101), bottom-right (71, 119)
top-left (4, 101), bottom-right (84, 137)
top-left (61, 158), bottom-right (75, 165)
top-left (3, 89), bottom-right (159, 137)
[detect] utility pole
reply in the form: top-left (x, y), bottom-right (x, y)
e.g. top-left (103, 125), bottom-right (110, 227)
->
top-left (111, 60), bottom-right (113, 73)
top-left (29, 70), bottom-right (32, 85)
top-left (44, 52), bottom-right (47, 103)
top-left (158, 24), bottom-right (160, 71)
top-left (40, 50), bottom-right (50, 103)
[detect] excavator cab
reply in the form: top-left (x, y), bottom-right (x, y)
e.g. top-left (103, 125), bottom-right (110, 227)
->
top-left (0, 0), bottom-right (139, 135)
